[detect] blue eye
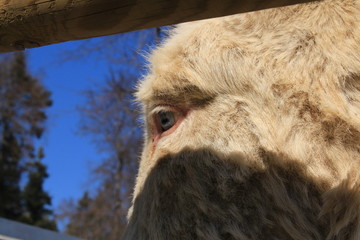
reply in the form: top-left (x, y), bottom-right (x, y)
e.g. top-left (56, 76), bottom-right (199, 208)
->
top-left (158, 110), bottom-right (176, 132)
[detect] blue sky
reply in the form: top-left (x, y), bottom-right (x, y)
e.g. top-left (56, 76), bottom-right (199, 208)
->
top-left (27, 40), bottom-right (115, 211)
top-left (24, 29), bottom-right (160, 227)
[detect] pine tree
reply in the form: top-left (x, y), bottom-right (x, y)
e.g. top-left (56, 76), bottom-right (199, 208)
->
top-left (22, 147), bottom-right (57, 230)
top-left (0, 52), bottom-right (54, 226)
top-left (65, 192), bottom-right (94, 239)
top-left (0, 120), bottom-right (23, 219)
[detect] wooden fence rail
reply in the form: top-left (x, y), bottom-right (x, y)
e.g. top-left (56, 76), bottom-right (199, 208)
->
top-left (0, 0), bottom-right (315, 52)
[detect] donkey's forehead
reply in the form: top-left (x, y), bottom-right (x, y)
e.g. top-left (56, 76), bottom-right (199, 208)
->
top-left (136, 21), bottom-right (254, 106)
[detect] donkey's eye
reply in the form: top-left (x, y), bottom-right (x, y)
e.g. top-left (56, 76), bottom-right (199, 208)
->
top-left (157, 110), bottom-right (176, 132)
top-left (151, 106), bottom-right (187, 139)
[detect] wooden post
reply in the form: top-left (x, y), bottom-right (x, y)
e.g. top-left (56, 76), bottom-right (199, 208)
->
top-left (0, 0), bottom-right (316, 52)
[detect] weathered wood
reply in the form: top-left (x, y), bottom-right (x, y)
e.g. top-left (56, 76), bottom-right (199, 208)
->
top-left (0, 0), bottom-right (316, 52)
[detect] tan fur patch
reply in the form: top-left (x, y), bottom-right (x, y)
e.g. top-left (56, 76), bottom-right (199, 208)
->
top-left (124, 0), bottom-right (360, 239)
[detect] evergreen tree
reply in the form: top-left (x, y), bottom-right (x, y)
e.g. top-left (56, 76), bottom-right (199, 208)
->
top-left (0, 120), bottom-right (22, 219)
top-left (65, 192), bottom-right (94, 239)
top-left (22, 147), bottom-right (57, 230)
top-left (0, 52), bottom-right (54, 227)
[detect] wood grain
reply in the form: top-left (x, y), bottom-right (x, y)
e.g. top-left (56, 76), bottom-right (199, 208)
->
top-left (0, 0), bottom-right (316, 52)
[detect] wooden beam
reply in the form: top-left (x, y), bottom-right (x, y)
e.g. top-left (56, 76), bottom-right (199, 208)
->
top-left (0, 0), bottom-right (316, 52)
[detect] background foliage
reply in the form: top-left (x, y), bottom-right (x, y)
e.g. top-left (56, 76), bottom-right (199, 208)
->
top-left (58, 27), bottom-right (167, 239)
top-left (0, 27), bottom-right (168, 239)
top-left (0, 52), bottom-right (56, 230)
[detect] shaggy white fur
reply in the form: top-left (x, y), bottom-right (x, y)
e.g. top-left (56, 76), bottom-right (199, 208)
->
top-left (124, 0), bottom-right (360, 239)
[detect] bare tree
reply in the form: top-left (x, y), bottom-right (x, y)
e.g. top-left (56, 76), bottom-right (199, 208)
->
top-left (57, 28), bottom-right (162, 239)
